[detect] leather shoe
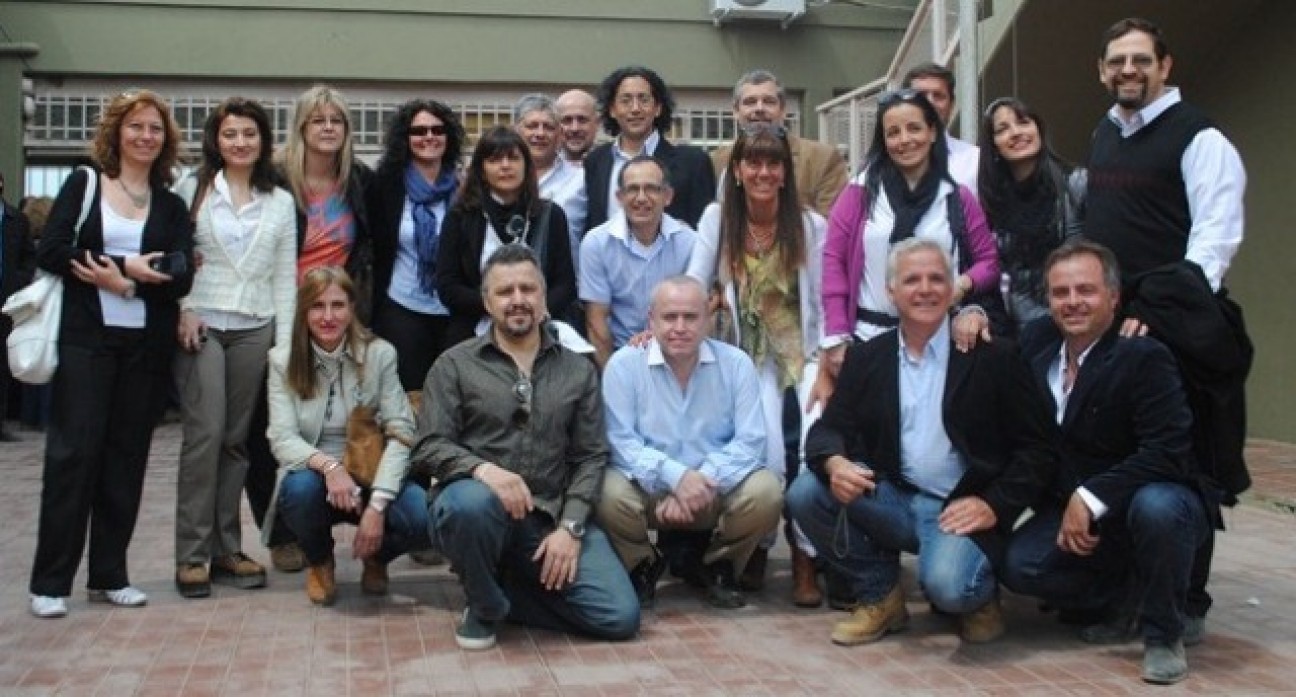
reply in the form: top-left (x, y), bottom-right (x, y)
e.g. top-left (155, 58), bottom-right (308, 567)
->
top-left (831, 585), bottom-right (908, 645)
top-left (270, 543), bottom-right (306, 573)
top-left (1142, 640), bottom-right (1188, 685)
top-left (702, 560), bottom-right (746, 609)
top-left (305, 557), bottom-right (336, 606)
top-left (959, 597), bottom-right (1005, 643)
top-left (629, 553), bottom-right (667, 608)
top-left (790, 548), bottom-right (823, 608)
top-left (738, 547), bottom-right (768, 592)
top-left (176, 563), bottom-right (211, 598)
top-left (361, 559), bottom-right (389, 595)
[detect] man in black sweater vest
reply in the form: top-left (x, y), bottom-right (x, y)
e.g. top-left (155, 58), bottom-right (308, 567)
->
top-left (1083, 17), bottom-right (1250, 652)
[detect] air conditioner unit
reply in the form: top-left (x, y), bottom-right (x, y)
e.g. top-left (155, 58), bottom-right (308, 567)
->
top-left (711, 0), bottom-right (807, 29)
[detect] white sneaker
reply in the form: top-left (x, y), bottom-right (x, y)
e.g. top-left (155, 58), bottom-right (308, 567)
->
top-left (88, 586), bottom-right (148, 607)
top-left (30, 595), bottom-right (68, 618)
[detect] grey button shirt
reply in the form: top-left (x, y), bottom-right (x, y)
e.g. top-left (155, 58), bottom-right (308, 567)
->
top-left (411, 323), bottom-right (607, 524)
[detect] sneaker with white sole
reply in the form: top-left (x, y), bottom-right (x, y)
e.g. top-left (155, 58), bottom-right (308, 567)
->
top-left (30, 595), bottom-right (67, 618)
top-left (455, 608), bottom-right (498, 650)
top-left (88, 586), bottom-right (148, 607)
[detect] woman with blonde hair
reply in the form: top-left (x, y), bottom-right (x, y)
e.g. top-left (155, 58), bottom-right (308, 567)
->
top-left (264, 267), bottom-right (431, 605)
top-left (28, 89), bottom-right (195, 618)
top-left (171, 97), bottom-right (297, 598)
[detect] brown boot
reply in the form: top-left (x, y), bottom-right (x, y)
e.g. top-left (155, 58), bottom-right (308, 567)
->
top-left (831, 585), bottom-right (908, 645)
top-left (361, 559), bottom-right (389, 596)
top-left (738, 547), bottom-right (768, 592)
top-left (959, 596), bottom-right (1005, 643)
top-left (790, 548), bottom-right (823, 608)
top-left (305, 557), bottom-right (336, 606)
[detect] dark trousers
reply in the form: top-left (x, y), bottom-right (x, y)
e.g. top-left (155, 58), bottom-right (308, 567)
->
top-left (243, 379), bottom-right (295, 547)
top-left (371, 298), bottom-right (455, 392)
top-left (29, 330), bottom-right (167, 596)
top-left (1002, 482), bottom-right (1209, 645)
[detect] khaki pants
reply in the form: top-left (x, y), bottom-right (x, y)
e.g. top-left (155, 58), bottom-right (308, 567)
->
top-left (596, 468), bottom-right (782, 573)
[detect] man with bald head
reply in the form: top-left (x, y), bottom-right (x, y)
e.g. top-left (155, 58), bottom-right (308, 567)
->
top-left (597, 276), bottom-right (780, 610)
top-left (557, 90), bottom-right (598, 165)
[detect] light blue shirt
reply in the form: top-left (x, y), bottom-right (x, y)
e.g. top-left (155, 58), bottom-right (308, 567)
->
top-left (606, 129), bottom-right (661, 224)
top-left (579, 213), bottom-right (696, 347)
top-left (603, 338), bottom-right (767, 496)
top-left (388, 196), bottom-right (449, 315)
top-left (539, 157), bottom-right (587, 272)
top-left (897, 320), bottom-right (966, 498)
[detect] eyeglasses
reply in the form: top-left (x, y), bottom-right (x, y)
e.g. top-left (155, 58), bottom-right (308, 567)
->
top-left (619, 182), bottom-right (667, 198)
top-left (615, 93), bottom-right (656, 108)
top-left (739, 123), bottom-right (788, 139)
top-left (878, 89), bottom-right (924, 108)
top-left (512, 375), bottom-right (533, 429)
top-left (308, 115), bottom-right (347, 129)
top-left (409, 124), bottom-right (447, 138)
top-left (1103, 54), bottom-right (1157, 71)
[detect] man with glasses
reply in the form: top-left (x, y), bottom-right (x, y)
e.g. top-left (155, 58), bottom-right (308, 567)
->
top-left (901, 62), bottom-right (979, 190)
top-left (583, 66), bottom-right (715, 233)
top-left (579, 156), bottom-right (696, 369)
top-left (413, 244), bottom-right (638, 650)
top-left (597, 276), bottom-right (780, 609)
top-left (1083, 15), bottom-right (1249, 655)
top-left (556, 89), bottom-right (598, 165)
top-left (711, 69), bottom-right (848, 217)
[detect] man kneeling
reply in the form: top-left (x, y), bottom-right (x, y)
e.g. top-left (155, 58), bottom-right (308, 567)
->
top-left (597, 276), bottom-right (781, 608)
top-left (787, 239), bottom-right (1055, 645)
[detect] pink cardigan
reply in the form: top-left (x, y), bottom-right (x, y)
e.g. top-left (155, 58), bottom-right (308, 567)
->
top-left (821, 181), bottom-right (999, 338)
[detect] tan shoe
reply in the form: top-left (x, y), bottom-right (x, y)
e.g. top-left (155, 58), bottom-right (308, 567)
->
top-left (830, 585), bottom-right (908, 645)
top-left (175, 564), bottom-right (210, 599)
top-left (790, 548), bottom-right (823, 608)
top-left (960, 597), bottom-right (1006, 643)
top-left (211, 552), bottom-right (267, 589)
top-left (270, 543), bottom-right (306, 573)
top-left (361, 559), bottom-right (389, 596)
top-left (305, 557), bottom-right (336, 606)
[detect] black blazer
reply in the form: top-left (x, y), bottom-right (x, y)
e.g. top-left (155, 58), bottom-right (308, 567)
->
top-left (37, 168), bottom-right (194, 361)
top-left (582, 136), bottom-right (716, 234)
top-left (365, 166), bottom-right (428, 316)
top-left (435, 201), bottom-right (576, 346)
top-left (805, 329), bottom-right (1057, 565)
top-left (1, 201), bottom-right (36, 305)
top-left (1018, 319), bottom-right (1218, 526)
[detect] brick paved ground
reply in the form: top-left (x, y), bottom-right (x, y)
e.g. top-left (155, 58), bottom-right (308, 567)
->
top-left (1, 423), bottom-right (1293, 696)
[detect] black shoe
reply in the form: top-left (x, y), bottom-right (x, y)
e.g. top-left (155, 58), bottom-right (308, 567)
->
top-left (0, 430), bottom-right (18, 443)
top-left (629, 554), bottom-right (667, 609)
top-left (702, 560), bottom-right (746, 609)
top-left (738, 547), bottom-right (768, 592)
top-left (822, 565), bottom-right (856, 611)
top-left (660, 529), bottom-right (709, 586)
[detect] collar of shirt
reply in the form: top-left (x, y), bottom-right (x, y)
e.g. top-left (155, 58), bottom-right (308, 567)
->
top-left (646, 336), bottom-right (717, 370)
top-left (1106, 86), bottom-right (1182, 136)
top-left (1048, 335), bottom-right (1101, 423)
top-left (607, 210), bottom-right (685, 247)
top-left (212, 170), bottom-right (266, 213)
top-left (613, 130), bottom-right (661, 163)
top-left (538, 155), bottom-right (572, 190)
top-left (475, 320), bottom-right (561, 360)
top-left (897, 318), bottom-right (951, 368)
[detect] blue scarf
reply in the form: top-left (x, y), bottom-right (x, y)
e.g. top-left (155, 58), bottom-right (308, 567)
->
top-left (404, 165), bottom-right (457, 295)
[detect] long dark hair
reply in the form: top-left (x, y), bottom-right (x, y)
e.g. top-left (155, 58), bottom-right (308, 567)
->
top-left (376, 98), bottom-right (465, 178)
top-left (596, 66), bottom-right (676, 137)
top-left (454, 126), bottom-right (540, 216)
top-left (719, 126), bottom-right (805, 280)
top-left (860, 89), bottom-right (951, 215)
top-left (193, 97), bottom-right (277, 214)
top-left (976, 97), bottom-right (1072, 230)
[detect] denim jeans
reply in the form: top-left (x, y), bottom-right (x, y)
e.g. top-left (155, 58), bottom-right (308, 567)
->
top-left (277, 469), bottom-right (433, 565)
top-left (431, 479), bottom-right (639, 640)
top-left (786, 471), bottom-right (996, 613)
top-left (1002, 481), bottom-right (1208, 644)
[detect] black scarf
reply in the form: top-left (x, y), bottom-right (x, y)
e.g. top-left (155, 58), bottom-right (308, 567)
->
top-left (482, 194), bottom-right (530, 245)
top-left (883, 165), bottom-right (942, 244)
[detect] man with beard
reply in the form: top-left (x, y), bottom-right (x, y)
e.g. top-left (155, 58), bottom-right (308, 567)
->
top-left (1083, 17), bottom-right (1250, 648)
top-left (557, 89), bottom-right (598, 165)
top-left (514, 94), bottom-right (587, 270)
top-left (413, 244), bottom-right (638, 650)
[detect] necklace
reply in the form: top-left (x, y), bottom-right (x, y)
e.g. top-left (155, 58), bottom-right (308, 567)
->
top-left (745, 220), bottom-right (776, 254)
top-left (118, 178), bottom-right (151, 209)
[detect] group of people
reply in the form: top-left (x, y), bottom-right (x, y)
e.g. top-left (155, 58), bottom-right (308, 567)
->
top-left (15, 15), bottom-right (1249, 688)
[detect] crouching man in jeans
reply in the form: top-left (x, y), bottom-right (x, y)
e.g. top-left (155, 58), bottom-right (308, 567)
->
top-left (412, 244), bottom-right (639, 650)
top-left (787, 238), bottom-right (1056, 646)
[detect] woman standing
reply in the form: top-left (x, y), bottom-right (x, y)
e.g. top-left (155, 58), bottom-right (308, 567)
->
top-left (366, 99), bottom-right (465, 391)
top-left (817, 90), bottom-right (998, 394)
top-left (266, 267), bottom-right (430, 606)
top-left (978, 97), bottom-right (1084, 334)
top-left (245, 85), bottom-right (373, 573)
top-left (172, 97), bottom-right (297, 598)
top-left (29, 89), bottom-right (194, 618)
top-left (687, 124), bottom-right (826, 606)
top-left (436, 126), bottom-right (576, 346)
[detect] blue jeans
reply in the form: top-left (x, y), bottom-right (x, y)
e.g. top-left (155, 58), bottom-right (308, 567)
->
top-left (277, 469), bottom-right (433, 565)
top-left (786, 471), bottom-right (995, 613)
top-left (431, 479), bottom-right (639, 640)
top-left (1002, 482), bottom-right (1208, 644)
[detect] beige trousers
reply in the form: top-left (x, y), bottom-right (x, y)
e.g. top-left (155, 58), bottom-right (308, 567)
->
top-left (596, 468), bottom-right (783, 572)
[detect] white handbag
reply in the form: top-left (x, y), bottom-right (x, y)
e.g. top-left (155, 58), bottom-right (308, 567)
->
top-left (3, 167), bottom-right (96, 384)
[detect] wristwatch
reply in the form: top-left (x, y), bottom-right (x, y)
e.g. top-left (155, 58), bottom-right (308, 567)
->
top-left (121, 280), bottom-right (137, 299)
top-left (560, 519), bottom-right (586, 540)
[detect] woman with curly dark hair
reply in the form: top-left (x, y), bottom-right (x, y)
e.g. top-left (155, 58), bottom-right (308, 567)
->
top-left (365, 99), bottom-right (466, 390)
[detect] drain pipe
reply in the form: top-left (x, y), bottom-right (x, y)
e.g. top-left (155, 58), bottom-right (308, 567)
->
top-left (957, 0), bottom-right (979, 142)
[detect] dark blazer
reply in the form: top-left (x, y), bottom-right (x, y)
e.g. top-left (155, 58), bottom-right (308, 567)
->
top-left (1, 201), bottom-right (37, 309)
top-left (435, 201), bottom-right (576, 346)
top-left (37, 167), bottom-right (194, 361)
top-left (365, 165), bottom-right (426, 315)
top-left (1018, 319), bottom-right (1219, 527)
top-left (805, 329), bottom-right (1057, 565)
top-left (583, 136), bottom-right (716, 234)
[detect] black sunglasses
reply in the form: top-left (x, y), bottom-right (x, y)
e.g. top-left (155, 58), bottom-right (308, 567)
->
top-left (512, 376), bottom-right (532, 429)
top-left (409, 124), bottom-right (447, 137)
top-left (878, 89), bottom-right (924, 108)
